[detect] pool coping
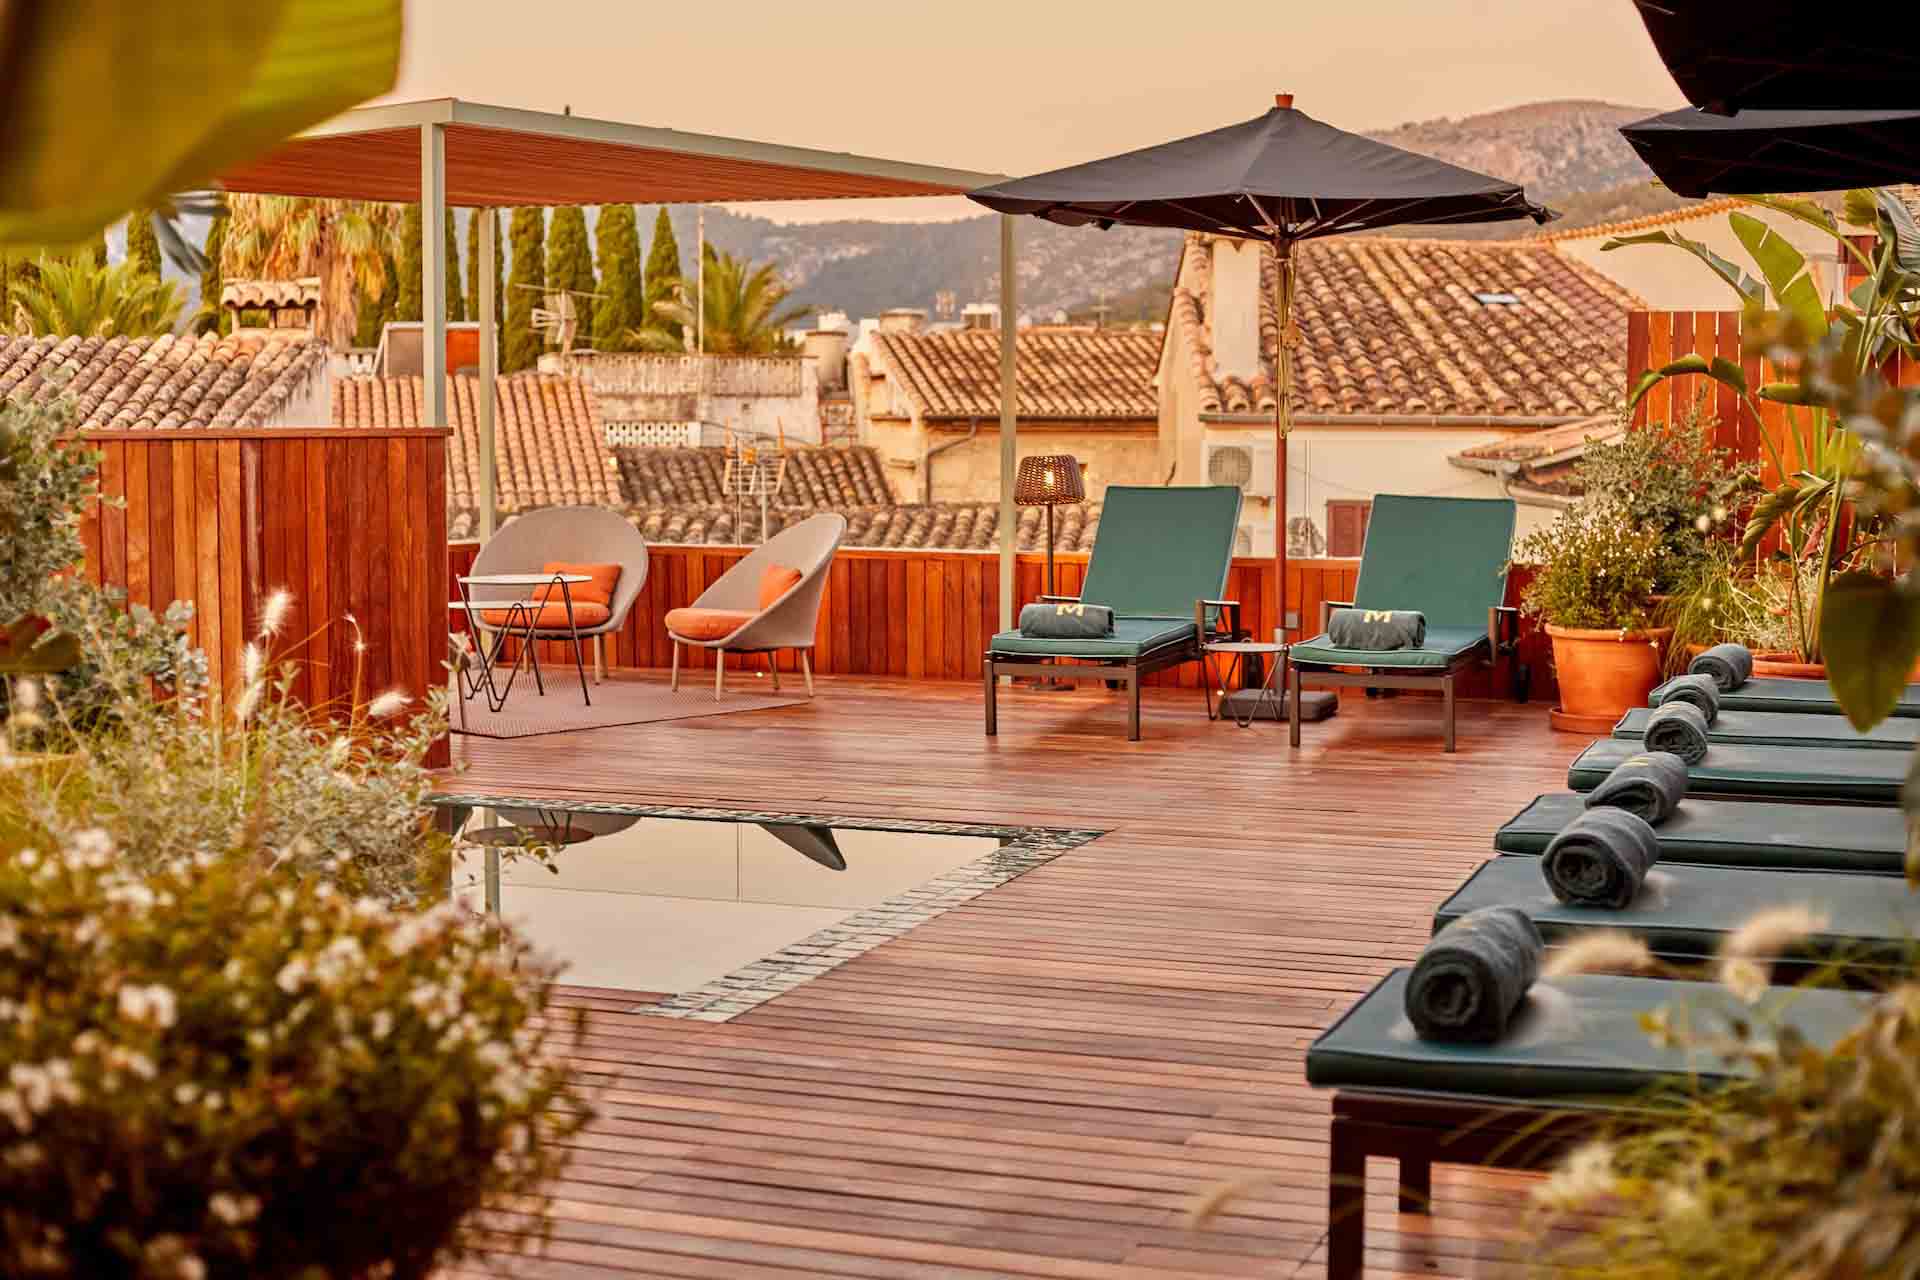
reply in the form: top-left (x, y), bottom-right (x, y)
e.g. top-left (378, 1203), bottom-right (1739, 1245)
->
top-left (432, 794), bottom-right (1106, 1022)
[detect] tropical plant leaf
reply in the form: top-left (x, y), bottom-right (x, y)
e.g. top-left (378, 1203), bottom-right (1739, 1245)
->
top-left (1602, 229), bottom-right (1766, 310)
top-left (1626, 354), bottom-right (1750, 410)
top-left (0, 0), bottom-right (400, 250)
top-left (1729, 211), bottom-right (1830, 345)
top-left (1820, 573), bottom-right (1920, 730)
top-left (1757, 381), bottom-right (1820, 406)
top-left (1737, 480), bottom-right (1810, 559)
top-left (1736, 193), bottom-right (1841, 240)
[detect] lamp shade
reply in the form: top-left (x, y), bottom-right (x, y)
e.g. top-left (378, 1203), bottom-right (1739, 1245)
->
top-left (1013, 454), bottom-right (1085, 506)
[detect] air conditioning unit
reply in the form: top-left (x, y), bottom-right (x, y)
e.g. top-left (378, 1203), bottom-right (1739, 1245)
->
top-left (1203, 438), bottom-right (1276, 499)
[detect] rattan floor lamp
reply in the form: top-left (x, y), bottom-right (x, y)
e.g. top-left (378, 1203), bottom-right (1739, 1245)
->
top-left (1015, 454), bottom-right (1084, 692)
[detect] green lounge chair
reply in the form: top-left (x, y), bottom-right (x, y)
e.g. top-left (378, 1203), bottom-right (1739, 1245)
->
top-left (1615, 705), bottom-right (1920, 751)
top-left (1569, 737), bottom-right (1906, 804)
top-left (1308, 971), bottom-right (1869, 1280)
top-left (1496, 793), bottom-right (1904, 874)
top-left (1651, 672), bottom-right (1920, 717)
top-left (1287, 494), bottom-right (1521, 752)
top-left (1438, 855), bottom-right (1920, 971)
top-left (983, 484), bottom-right (1242, 741)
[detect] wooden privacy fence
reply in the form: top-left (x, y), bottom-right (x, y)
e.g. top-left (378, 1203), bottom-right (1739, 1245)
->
top-left (452, 541), bottom-right (1550, 700)
top-left (1629, 309), bottom-right (1920, 481)
top-left (79, 427), bottom-right (451, 767)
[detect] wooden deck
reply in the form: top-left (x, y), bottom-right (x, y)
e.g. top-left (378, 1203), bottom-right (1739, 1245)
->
top-left (446, 676), bottom-right (1585, 1279)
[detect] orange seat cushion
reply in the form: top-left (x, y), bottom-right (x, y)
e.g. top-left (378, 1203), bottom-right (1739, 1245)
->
top-left (759, 564), bottom-right (803, 610)
top-left (477, 601), bottom-right (611, 629)
top-left (540, 561), bottom-right (622, 607)
top-left (665, 607), bottom-right (755, 641)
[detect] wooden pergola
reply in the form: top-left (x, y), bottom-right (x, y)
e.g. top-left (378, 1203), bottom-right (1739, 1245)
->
top-left (217, 98), bottom-right (1024, 623)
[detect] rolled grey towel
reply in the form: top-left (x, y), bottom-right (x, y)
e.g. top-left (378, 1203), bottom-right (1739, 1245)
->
top-left (1689, 642), bottom-right (1754, 692)
top-left (1327, 607), bottom-right (1426, 650)
top-left (1660, 672), bottom-right (1720, 723)
top-left (1644, 701), bottom-right (1711, 764)
top-left (1583, 750), bottom-right (1689, 824)
top-left (1404, 906), bottom-right (1543, 1044)
top-left (1541, 807), bottom-right (1661, 908)
top-left (1018, 602), bottom-right (1115, 639)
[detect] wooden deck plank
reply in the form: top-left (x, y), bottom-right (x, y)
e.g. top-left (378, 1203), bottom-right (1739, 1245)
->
top-left (446, 681), bottom-right (1581, 1277)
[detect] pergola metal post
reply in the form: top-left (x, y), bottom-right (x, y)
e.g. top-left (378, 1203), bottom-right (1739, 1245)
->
top-left (476, 208), bottom-right (498, 540)
top-left (420, 122), bottom-right (447, 432)
top-left (997, 214), bottom-right (1017, 634)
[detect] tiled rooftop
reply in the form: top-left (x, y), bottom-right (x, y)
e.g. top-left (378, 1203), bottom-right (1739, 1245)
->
top-left (1449, 412), bottom-right (1623, 498)
top-left (332, 372), bottom-right (622, 524)
top-left (1167, 233), bottom-right (1641, 420)
top-left (0, 333), bottom-right (328, 430)
top-left (629, 501), bottom-right (1098, 551)
top-left (612, 444), bottom-right (895, 510)
top-left (870, 327), bottom-right (1160, 421)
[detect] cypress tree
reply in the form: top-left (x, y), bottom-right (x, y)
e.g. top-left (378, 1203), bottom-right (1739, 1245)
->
top-left (194, 212), bottom-right (227, 336)
top-left (465, 209), bottom-right (481, 323)
top-left (545, 206), bottom-right (595, 350)
top-left (644, 206), bottom-right (683, 345)
top-left (444, 214), bottom-right (463, 321)
top-left (593, 203), bottom-right (644, 351)
top-left (504, 207), bottom-right (545, 372)
top-left (490, 210), bottom-right (504, 361)
top-left (126, 209), bottom-right (163, 279)
top-left (395, 203), bottom-right (423, 322)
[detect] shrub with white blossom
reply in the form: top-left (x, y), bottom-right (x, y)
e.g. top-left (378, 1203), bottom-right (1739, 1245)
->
top-left (0, 828), bottom-right (588, 1279)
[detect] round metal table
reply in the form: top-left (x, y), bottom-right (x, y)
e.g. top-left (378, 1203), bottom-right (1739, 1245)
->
top-left (1204, 639), bottom-right (1288, 729)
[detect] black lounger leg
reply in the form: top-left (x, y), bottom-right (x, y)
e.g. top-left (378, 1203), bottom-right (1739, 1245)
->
top-left (1126, 665), bottom-right (1141, 741)
top-left (1442, 673), bottom-right (1457, 753)
top-left (1289, 665), bottom-right (1302, 747)
top-left (1328, 1114), bottom-right (1366, 1280)
top-left (1399, 1154), bottom-right (1432, 1214)
top-left (983, 657), bottom-right (997, 736)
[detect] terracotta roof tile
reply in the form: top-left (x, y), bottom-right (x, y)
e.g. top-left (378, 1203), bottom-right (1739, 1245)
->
top-left (626, 500), bottom-right (1099, 552)
top-left (612, 444), bottom-right (896, 510)
top-left (0, 333), bottom-right (328, 430)
top-left (1168, 234), bottom-right (1640, 421)
top-left (1535, 197), bottom-right (1748, 242)
top-left (221, 277), bottom-right (321, 309)
top-left (330, 371), bottom-right (622, 520)
top-left (871, 327), bottom-right (1159, 420)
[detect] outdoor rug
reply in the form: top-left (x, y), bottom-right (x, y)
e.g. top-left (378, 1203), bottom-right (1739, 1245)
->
top-left (451, 675), bottom-right (809, 739)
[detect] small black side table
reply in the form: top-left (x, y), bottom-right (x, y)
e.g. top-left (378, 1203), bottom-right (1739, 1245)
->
top-left (1204, 640), bottom-right (1288, 728)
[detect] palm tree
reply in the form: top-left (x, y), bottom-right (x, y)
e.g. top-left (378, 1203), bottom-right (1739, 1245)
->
top-left (11, 255), bottom-right (185, 338)
top-left (631, 247), bottom-right (812, 355)
top-left (222, 195), bottom-right (398, 347)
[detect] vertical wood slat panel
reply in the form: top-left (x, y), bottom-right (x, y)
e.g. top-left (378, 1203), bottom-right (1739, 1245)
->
top-left (172, 442), bottom-right (197, 653)
top-left (193, 441), bottom-right (223, 691)
top-left (123, 443), bottom-right (150, 613)
top-left (100, 441), bottom-right (128, 595)
top-left (1645, 309), bottom-right (1673, 429)
top-left (305, 440), bottom-right (332, 707)
top-left (147, 442), bottom-right (174, 619)
top-left (217, 440), bottom-right (245, 696)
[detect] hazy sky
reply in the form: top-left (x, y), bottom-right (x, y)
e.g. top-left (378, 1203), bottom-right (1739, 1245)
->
top-left (383, 0), bottom-right (1687, 223)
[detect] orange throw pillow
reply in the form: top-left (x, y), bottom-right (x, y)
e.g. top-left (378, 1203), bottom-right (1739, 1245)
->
top-left (758, 564), bottom-right (803, 610)
top-left (540, 561), bottom-right (621, 607)
top-left (665, 607), bottom-right (755, 641)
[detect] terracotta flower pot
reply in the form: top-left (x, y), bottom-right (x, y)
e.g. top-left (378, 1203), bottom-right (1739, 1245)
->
top-left (1546, 624), bottom-right (1673, 734)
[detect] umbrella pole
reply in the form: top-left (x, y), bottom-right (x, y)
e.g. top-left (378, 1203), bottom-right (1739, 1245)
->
top-left (1274, 237), bottom-right (1293, 643)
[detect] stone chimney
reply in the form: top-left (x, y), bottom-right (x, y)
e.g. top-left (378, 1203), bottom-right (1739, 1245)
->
top-left (1209, 239), bottom-right (1263, 383)
top-left (878, 307), bottom-right (927, 334)
top-left (803, 328), bottom-right (849, 391)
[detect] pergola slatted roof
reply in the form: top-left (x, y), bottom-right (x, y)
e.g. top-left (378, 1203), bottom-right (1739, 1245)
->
top-left (218, 100), bottom-right (1004, 206)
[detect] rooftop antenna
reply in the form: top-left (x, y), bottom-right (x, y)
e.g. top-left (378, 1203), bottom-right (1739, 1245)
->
top-left (516, 281), bottom-right (607, 352)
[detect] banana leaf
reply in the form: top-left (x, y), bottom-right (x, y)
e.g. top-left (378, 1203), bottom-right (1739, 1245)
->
top-left (1626, 353), bottom-right (1749, 409)
top-left (1728, 211), bottom-right (1830, 345)
top-left (0, 0), bottom-right (400, 249)
top-left (1602, 228), bottom-right (1767, 310)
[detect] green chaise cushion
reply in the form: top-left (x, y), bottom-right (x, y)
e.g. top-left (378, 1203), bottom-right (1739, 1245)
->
top-left (1290, 625), bottom-right (1488, 670)
top-left (1307, 969), bottom-right (1870, 1097)
top-left (989, 616), bottom-right (1197, 660)
top-left (1077, 484), bottom-right (1241, 618)
top-left (1615, 706), bottom-right (1920, 751)
top-left (1651, 674), bottom-right (1920, 717)
top-left (1495, 793), bottom-right (1905, 874)
top-left (1569, 737), bottom-right (1906, 804)
top-left (1438, 855), bottom-right (1920, 968)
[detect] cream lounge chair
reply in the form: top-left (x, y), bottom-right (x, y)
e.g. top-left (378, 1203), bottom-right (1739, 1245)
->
top-left (466, 505), bottom-right (651, 685)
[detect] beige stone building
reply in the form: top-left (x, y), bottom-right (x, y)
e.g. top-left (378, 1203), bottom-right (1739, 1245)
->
top-left (851, 319), bottom-right (1162, 506)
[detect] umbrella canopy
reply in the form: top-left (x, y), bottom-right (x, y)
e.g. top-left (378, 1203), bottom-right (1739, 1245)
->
top-left (1633, 0), bottom-right (1920, 113)
top-left (968, 97), bottom-right (1552, 640)
top-left (1621, 106), bottom-right (1920, 197)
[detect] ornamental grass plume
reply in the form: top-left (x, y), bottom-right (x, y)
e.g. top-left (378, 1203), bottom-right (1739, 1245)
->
top-left (1541, 930), bottom-right (1661, 979)
top-left (1716, 906), bottom-right (1830, 1003)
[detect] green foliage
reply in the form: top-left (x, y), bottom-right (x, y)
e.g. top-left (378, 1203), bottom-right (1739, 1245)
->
top-left (644, 207), bottom-right (683, 345)
top-left (0, 824), bottom-right (585, 1279)
top-left (444, 213), bottom-right (463, 322)
top-left (0, 397), bottom-right (94, 625)
top-left (634, 245), bottom-right (812, 356)
top-left (504, 207), bottom-right (545, 373)
top-left (351, 247), bottom-right (399, 349)
top-left (0, 0), bottom-right (401, 250)
top-left (394, 203), bottom-right (423, 323)
top-left (1514, 501), bottom-right (1667, 631)
top-left (593, 204), bottom-right (644, 351)
top-left (124, 210), bottom-right (162, 279)
top-left (222, 196), bottom-right (397, 349)
top-left (1661, 541), bottom-right (1809, 671)
top-left (464, 209), bottom-right (504, 364)
top-left (191, 213), bottom-right (227, 336)
top-left (545, 206), bottom-right (595, 318)
top-left (11, 255), bottom-right (183, 339)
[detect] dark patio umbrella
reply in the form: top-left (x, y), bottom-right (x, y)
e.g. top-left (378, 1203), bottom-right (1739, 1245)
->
top-left (968, 95), bottom-right (1553, 653)
top-left (1621, 106), bottom-right (1920, 197)
top-left (1633, 0), bottom-right (1920, 113)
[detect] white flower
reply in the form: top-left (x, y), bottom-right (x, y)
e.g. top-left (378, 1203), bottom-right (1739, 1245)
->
top-left (11, 678), bottom-right (38, 711)
top-left (68, 829), bottom-right (115, 869)
top-left (370, 1010), bottom-right (394, 1041)
top-left (366, 689), bottom-right (410, 719)
top-left (208, 1191), bottom-right (261, 1225)
top-left (1694, 514), bottom-right (1712, 533)
top-left (117, 984), bottom-right (178, 1029)
top-left (105, 882), bottom-right (156, 911)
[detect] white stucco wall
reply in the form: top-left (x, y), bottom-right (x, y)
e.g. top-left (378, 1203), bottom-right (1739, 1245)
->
top-left (1555, 206), bottom-right (1850, 312)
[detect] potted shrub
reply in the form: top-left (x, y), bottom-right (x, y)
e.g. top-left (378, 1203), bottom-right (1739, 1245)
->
top-left (1514, 500), bottom-right (1672, 732)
